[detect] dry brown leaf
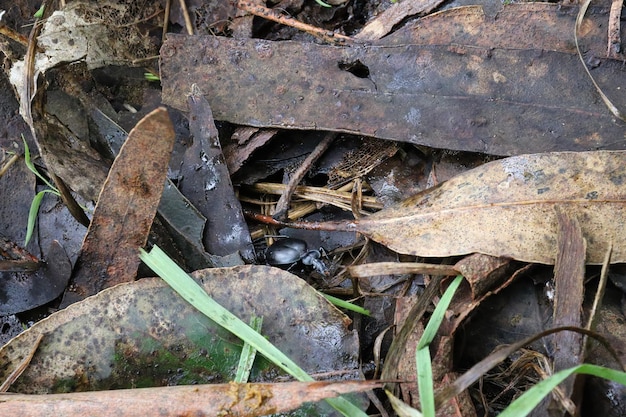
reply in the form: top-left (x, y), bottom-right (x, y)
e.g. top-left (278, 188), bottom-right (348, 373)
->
top-left (60, 108), bottom-right (175, 307)
top-left (346, 151), bottom-right (625, 264)
top-left (257, 151), bottom-right (625, 264)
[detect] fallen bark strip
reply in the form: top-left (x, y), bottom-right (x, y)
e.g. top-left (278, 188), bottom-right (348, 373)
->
top-left (0, 380), bottom-right (381, 417)
top-left (160, 3), bottom-right (626, 156)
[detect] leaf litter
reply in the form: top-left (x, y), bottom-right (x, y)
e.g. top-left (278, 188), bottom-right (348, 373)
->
top-left (1, 0), bottom-right (626, 415)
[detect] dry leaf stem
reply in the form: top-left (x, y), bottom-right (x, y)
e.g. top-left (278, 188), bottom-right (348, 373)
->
top-left (250, 182), bottom-right (383, 211)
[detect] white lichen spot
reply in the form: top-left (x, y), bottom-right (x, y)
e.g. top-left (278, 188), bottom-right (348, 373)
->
top-left (405, 107), bottom-right (421, 126)
top-left (203, 164), bottom-right (220, 191)
top-left (221, 223), bottom-right (244, 244)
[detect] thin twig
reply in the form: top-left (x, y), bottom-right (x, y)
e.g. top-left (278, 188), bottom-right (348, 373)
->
top-left (249, 181), bottom-right (383, 211)
top-left (273, 132), bottom-right (337, 220)
top-left (237, 1), bottom-right (353, 44)
top-left (178, 0), bottom-right (194, 35)
top-left (0, 153), bottom-right (20, 178)
top-left (608, 0), bottom-right (623, 58)
top-left (163, 0), bottom-right (171, 42)
top-left (0, 25), bottom-right (30, 47)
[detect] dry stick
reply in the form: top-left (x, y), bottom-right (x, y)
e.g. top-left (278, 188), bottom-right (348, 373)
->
top-left (551, 209), bottom-right (586, 414)
top-left (245, 210), bottom-right (351, 232)
top-left (586, 243), bottom-right (612, 331)
top-left (250, 181), bottom-right (383, 211)
top-left (20, 13), bottom-right (91, 228)
top-left (162, 0), bottom-right (171, 43)
top-left (272, 132), bottom-right (337, 221)
top-left (608, 0), bottom-right (623, 58)
top-left (0, 235), bottom-right (41, 272)
top-left (0, 153), bottom-right (20, 178)
top-left (0, 25), bottom-right (30, 47)
top-left (576, 0), bottom-right (626, 120)
top-left (178, 0), bottom-right (194, 35)
top-left (237, 1), bottom-right (353, 44)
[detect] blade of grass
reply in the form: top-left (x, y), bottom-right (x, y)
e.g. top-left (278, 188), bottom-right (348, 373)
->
top-left (418, 275), bottom-right (463, 350)
top-left (416, 347), bottom-right (434, 417)
top-left (25, 189), bottom-right (57, 246)
top-left (22, 135), bottom-right (59, 193)
top-left (323, 294), bottom-right (371, 316)
top-left (314, 0), bottom-right (332, 7)
top-left (234, 315), bottom-right (263, 383)
top-left (140, 245), bottom-right (368, 417)
top-left (416, 275), bottom-right (464, 417)
top-left (499, 364), bottom-right (626, 417)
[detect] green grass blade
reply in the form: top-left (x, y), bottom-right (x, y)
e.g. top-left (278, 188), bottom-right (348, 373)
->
top-left (25, 189), bottom-right (56, 246)
top-left (499, 364), bottom-right (626, 417)
top-left (417, 275), bottom-right (463, 350)
top-left (140, 245), bottom-right (368, 417)
top-left (314, 0), bottom-right (332, 7)
top-left (22, 135), bottom-right (59, 193)
top-left (144, 72), bottom-right (161, 82)
top-left (416, 347), bottom-right (435, 417)
top-left (33, 3), bottom-right (45, 18)
top-left (234, 315), bottom-right (263, 383)
top-left (323, 294), bottom-right (371, 316)
top-left (415, 275), bottom-right (464, 417)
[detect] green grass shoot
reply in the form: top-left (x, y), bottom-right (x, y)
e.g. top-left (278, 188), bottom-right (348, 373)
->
top-left (144, 72), bottom-right (160, 82)
top-left (34, 4), bottom-right (45, 18)
top-left (234, 315), bottom-right (263, 383)
top-left (498, 364), bottom-right (626, 417)
top-left (415, 275), bottom-right (464, 417)
top-left (323, 294), bottom-right (371, 316)
top-left (140, 245), bottom-right (368, 417)
top-left (23, 136), bottom-right (60, 246)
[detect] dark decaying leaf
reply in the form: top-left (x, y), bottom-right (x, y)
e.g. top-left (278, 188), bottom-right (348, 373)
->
top-left (0, 266), bottom-right (362, 415)
top-left (178, 86), bottom-right (254, 260)
top-left (0, 154), bottom-right (72, 314)
top-left (0, 241), bottom-right (71, 316)
top-left (60, 108), bottom-right (175, 307)
top-left (160, 3), bottom-right (626, 156)
top-left (347, 151), bottom-right (626, 264)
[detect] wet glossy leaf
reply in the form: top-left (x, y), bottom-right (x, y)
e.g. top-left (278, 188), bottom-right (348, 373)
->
top-left (0, 266), bottom-right (361, 415)
top-left (350, 151), bottom-right (626, 264)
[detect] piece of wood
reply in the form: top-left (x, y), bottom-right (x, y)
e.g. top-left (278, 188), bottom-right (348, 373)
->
top-left (550, 209), bottom-right (586, 414)
top-left (0, 380), bottom-right (381, 417)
